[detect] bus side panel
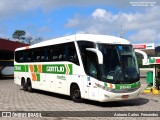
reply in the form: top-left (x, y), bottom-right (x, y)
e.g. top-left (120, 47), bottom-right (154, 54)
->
top-left (14, 72), bottom-right (21, 86)
top-left (14, 64), bottom-right (28, 86)
top-left (46, 74), bottom-right (56, 92)
top-left (88, 77), bottom-right (99, 101)
top-left (55, 74), bottom-right (68, 95)
top-left (67, 74), bottom-right (84, 97)
top-left (82, 76), bottom-right (99, 101)
top-left (38, 73), bottom-right (46, 90)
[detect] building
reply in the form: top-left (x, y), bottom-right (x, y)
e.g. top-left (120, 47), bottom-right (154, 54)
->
top-left (0, 38), bottom-right (28, 78)
top-left (0, 38), bottom-right (28, 60)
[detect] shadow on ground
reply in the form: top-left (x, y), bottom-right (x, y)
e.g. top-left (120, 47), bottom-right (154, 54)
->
top-left (0, 77), bottom-right (13, 80)
top-left (24, 88), bottom-right (149, 107)
top-left (83, 97), bottom-right (149, 107)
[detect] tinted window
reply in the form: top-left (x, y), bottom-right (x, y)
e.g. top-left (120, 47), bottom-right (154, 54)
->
top-left (85, 52), bottom-right (98, 78)
top-left (15, 42), bottom-right (79, 65)
top-left (52, 44), bottom-right (66, 61)
top-left (66, 42), bottom-right (79, 65)
top-left (77, 41), bottom-right (95, 74)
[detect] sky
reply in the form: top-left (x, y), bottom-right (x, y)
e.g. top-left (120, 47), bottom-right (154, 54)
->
top-left (0, 0), bottom-right (160, 46)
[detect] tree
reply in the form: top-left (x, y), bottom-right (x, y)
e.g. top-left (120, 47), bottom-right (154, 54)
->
top-left (32, 37), bottom-right (43, 44)
top-left (12, 30), bottom-right (26, 40)
top-left (12, 30), bottom-right (44, 45)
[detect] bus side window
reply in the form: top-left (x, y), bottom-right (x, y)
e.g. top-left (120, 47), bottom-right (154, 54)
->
top-left (46, 48), bottom-right (52, 61)
top-left (41, 56), bottom-right (45, 61)
top-left (52, 44), bottom-right (66, 62)
top-left (19, 56), bottom-right (24, 62)
top-left (40, 47), bottom-right (47, 62)
top-left (23, 52), bottom-right (28, 62)
top-left (15, 51), bottom-right (23, 62)
top-left (67, 42), bottom-right (79, 65)
top-left (33, 49), bottom-right (40, 62)
top-left (16, 51), bottom-right (25, 63)
top-left (27, 50), bottom-right (33, 62)
top-left (52, 48), bottom-right (59, 61)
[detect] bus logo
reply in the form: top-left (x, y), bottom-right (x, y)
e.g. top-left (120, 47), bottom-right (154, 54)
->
top-left (120, 85), bottom-right (131, 90)
top-left (14, 66), bottom-right (21, 71)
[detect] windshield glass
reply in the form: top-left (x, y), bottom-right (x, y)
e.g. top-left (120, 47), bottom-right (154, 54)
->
top-left (98, 44), bottom-right (139, 84)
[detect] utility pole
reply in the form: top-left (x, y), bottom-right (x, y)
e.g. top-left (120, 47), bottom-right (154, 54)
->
top-left (120, 25), bottom-right (124, 38)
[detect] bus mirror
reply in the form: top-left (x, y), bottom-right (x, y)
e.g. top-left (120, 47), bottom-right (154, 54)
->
top-left (86, 48), bottom-right (103, 64)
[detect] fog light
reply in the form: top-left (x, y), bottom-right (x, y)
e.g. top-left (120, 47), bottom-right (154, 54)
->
top-left (104, 94), bottom-right (110, 98)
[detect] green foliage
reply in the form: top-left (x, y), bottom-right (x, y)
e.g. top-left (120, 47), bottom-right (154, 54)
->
top-left (157, 52), bottom-right (160, 57)
top-left (12, 30), bottom-right (26, 39)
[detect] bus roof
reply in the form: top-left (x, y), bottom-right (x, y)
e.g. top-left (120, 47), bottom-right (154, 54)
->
top-left (15, 34), bottom-right (130, 51)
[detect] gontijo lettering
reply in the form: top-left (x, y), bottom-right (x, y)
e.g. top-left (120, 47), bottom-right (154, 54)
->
top-left (42, 64), bottom-right (72, 75)
top-left (46, 66), bottom-right (65, 72)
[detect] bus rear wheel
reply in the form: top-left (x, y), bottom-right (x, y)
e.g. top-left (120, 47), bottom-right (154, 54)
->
top-left (70, 84), bottom-right (82, 103)
top-left (21, 78), bottom-right (27, 91)
top-left (27, 79), bottom-right (33, 92)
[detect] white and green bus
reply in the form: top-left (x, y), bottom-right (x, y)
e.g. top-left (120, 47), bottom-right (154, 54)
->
top-left (14, 34), bottom-right (141, 102)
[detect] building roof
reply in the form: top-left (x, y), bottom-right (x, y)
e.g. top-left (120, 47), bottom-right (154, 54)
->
top-left (0, 38), bottom-right (28, 51)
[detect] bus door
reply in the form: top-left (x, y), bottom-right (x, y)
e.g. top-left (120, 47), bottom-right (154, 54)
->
top-left (83, 52), bottom-right (99, 100)
top-left (83, 76), bottom-right (90, 99)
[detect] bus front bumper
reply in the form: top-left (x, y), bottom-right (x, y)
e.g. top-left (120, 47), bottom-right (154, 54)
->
top-left (98, 88), bottom-right (141, 102)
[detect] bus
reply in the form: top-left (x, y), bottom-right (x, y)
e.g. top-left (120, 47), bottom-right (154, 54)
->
top-left (14, 34), bottom-right (141, 102)
top-left (0, 59), bottom-right (14, 78)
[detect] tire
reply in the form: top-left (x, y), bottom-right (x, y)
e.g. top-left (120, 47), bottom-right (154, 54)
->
top-left (27, 79), bottom-right (33, 92)
top-left (22, 78), bottom-right (27, 91)
top-left (23, 83), bottom-right (28, 91)
top-left (70, 85), bottom-right (82, 103)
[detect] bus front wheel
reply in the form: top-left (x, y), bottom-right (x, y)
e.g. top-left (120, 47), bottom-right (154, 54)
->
top-left (70, 84), bottom-right (82, 103)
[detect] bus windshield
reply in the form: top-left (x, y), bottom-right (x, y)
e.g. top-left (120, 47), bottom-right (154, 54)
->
top-left (98, 44), bottom-right (139, 84)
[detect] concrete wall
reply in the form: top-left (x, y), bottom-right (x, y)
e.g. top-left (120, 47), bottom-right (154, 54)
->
top-left (140, 68), bottom-right (153, 78)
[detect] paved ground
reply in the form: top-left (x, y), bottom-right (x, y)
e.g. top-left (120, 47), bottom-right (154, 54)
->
top-left (0, 78), bottom-right (159, 120)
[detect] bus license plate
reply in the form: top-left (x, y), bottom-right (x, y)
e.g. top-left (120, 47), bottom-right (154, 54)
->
top-left (122, 95), bottom-right (129, 99)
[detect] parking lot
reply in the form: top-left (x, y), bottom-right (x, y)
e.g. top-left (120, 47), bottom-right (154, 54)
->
top-left (0, 78), bottom-right (160, 120)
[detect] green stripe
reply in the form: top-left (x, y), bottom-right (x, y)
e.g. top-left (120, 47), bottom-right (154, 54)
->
top-left (104, 82), bottom-right (108, 87)
top-left (14, 65), bottom-right (26, 72)
top-left (104, 81), bottom-right (140, 90)
top-left (147, 46), bottom-right (152, 48)
top-left (68, 64), bottom-right (72, 75)
top-left (36, 74), bottom-right (40, 81)
top-left (34, 65), bottom-right (38, 72)
top-left (115, 81), bottom-right (140, 89)
top-left (26, 65), bottom-right (28, 72)
top-left (14, 64), bottom-right (73, 75)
